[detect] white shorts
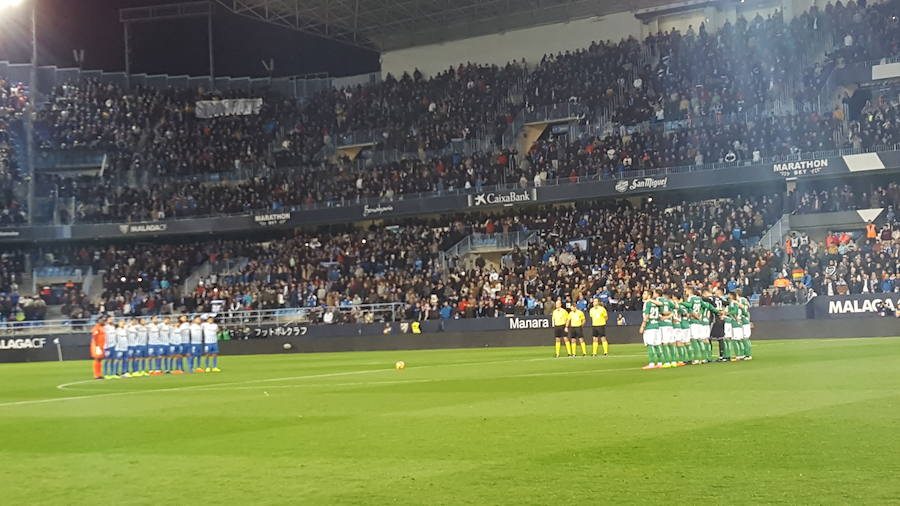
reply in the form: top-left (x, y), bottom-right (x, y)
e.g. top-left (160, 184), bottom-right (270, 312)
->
top-left (690, 324), bottom-right (705, 340)
top-left (676, 328), bottom-right (690, 343)
top-left (743, 324), bottom-right (752, 338)
top-left (643, 328), bottom-right (661, 346)
top-left (731, 325), bottom-right (744, 340)
top-left (724, 322), bottom-right (733, 339)
top-left (660, 326), bottom-right (675, 344)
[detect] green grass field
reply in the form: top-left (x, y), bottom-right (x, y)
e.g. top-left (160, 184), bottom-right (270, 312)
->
top-left (1, 337), bottom-right (899, 505)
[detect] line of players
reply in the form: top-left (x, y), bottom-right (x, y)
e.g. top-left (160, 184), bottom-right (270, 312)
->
top-left (97, 315), bottom-right (221, 378)
top-left (639, 286), bottom-right (753, 369)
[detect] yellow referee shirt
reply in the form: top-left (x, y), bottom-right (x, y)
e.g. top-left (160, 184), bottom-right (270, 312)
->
top-left (589, 306), bottom-right (608, 326)
top-left (552, 308), bottom-right (569, 327)
top-left (568, 309), bottom-right (585, 327)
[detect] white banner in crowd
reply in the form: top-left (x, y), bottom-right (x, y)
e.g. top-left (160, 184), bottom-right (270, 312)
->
top-left (195, 98), bottom-right (263, 118)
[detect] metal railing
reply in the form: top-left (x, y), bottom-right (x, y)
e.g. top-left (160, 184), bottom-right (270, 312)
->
top-left (0, 303), bottom-right (405, 336)
top-left (335, 129), bottom-right (380, 147)
top-left (522, 102), bottom-right (587, 124)
top-left (758, 214), bottom-right (791, 253)
top-left (32, 265), bottom-right (90, 281)
top-left (442, 231), bottom-right (537, 260)
top-left (33, 149), bottom-right (105, 170)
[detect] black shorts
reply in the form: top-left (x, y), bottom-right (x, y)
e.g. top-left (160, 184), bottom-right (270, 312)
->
top-left (568, 327), bottom-right (584, 339)
top-left (710, 319), bottom-right (725, 339)
top-left (591, 325), bottom-right (606, 338)
top-left (554, 326), bottom-right (566, 338)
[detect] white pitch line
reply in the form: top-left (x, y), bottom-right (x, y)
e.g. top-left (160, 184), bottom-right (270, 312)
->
top-left (199, 365), bottom-right (642, 392)
top-left (0, 368), bottom-right (387, 408)
top-left (0, 353), bottom-right (647, 409)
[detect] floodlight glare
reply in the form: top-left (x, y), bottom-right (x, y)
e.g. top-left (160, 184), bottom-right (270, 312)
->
top-left (0, 0), bottom-right (25, 8)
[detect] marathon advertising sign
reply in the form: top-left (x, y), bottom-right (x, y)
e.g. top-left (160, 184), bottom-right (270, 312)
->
top-left (772, 158), bottom-right (830, 178)
top-left (468, 188), bottom-right (537, 207)
top-left (811, 293), bottom-right (900, 319)
top-left (253, 212), bottom-right (292, 227)
top-left (614, 176), bottom-right (668, 193)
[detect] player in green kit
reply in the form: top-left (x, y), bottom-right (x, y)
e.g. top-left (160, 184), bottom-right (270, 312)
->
top-left (677, 290), bottom-right (699, 364)
top-left (689, 287), bottom-right (716, 363)
top-left (656, 290), bottom-right (678, 367)
top-left (735, 289), bottom-right (753, 360)
top-left (639, 290), bottom-right (663, 369)
top-left (671, 294), bottom-right (690, 365)
top-left (724, 293), bottom-right (744, 361)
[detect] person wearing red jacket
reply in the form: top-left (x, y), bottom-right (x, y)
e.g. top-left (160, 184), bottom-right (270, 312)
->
top-left (90, 317), bottom-right (107, 379)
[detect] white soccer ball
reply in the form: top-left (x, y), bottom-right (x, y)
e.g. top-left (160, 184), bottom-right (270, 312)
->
top-left (283, 343), bottom-right (293, 350)
top-left (395, 361), bottom-right (406, 370)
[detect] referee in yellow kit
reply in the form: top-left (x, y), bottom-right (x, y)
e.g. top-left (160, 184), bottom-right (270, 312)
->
top-left (589, 298), bottom-right (609, 357)
top-left (551, 300), bottom-right (570, 358)
top-left (567, 303), bottom-right (587, 357)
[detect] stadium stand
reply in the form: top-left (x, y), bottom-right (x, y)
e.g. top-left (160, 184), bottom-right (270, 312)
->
top-left (2, 191), bottom-right (791, 321)
top-left (2, 0), bottom-right (900, 329)
top-left (0, 77), bottom-right (26, 225)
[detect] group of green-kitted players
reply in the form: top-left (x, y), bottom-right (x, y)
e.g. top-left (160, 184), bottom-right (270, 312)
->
top-left (638, 286), bottom-right (753, 369)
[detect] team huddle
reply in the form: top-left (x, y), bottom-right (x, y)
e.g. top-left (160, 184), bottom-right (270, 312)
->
top-left (90, 315), bottom-right (221, 379)
top-left (639, 287), bottom-right (753, 369)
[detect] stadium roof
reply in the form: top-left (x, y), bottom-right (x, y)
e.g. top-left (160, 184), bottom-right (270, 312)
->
top-left (215, 0), bottom-right (678, 52)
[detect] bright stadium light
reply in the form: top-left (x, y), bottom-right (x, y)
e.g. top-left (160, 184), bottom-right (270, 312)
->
top-left (0, 0), bottom-right (25, 8)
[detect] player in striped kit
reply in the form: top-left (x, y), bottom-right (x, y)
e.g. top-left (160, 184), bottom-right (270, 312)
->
top-left (189, 316), bottom-right (204, 373)
top-left (147, 316), bottom-right (164, 375)
top-left (159, 316), bottom-right (175, 374)
top-left (201, 315), bottom-right (221, 372)
top-left (103, 317), bottom-right (117, 378)
top-left (126, 319), bottom-right (139, 375)
top-left (177, 315), bottom-right (190, 373)
top-left (116, 320), bottom-right (130, 377)
top-left (134, 318), bottom-right (150, 376)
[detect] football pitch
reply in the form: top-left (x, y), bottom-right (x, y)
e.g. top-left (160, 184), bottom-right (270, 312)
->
top-left (1, 337), bottom-right (899, 505)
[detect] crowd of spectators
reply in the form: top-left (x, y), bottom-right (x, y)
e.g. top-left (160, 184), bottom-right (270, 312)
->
top-left (36, 81), bottom-right (287, 179)
top-left (44, 92), bottom-right (900, 224)
top-left (11, 0), bottom-right (900, 224)
top-left (290, 64), bottom-right (524, 154)
top-left (4, 184), bottom-right (896, 324)
top-left (34, 102), bottom-right (862, 224)
top-left (0, 77), bottom-right (26, 225)
top-left (25, 192), bottom-right (782, 321)
top-left (767, 216), bottom-right (899, 303)
top-left (791, 182), bottom-right (900, 214)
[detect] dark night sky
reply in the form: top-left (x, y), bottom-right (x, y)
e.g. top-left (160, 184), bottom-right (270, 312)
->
top-left (0, 0), bottom-right (380, 78)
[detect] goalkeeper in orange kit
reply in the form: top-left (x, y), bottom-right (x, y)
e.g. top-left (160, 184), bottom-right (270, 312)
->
top-left (90, 316), bottom-right (107, 379)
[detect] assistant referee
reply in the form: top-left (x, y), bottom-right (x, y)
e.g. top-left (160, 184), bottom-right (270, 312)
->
top-left (551, 300), bottom-right (570, 358)
top-left (589, 298), bottom-right (609, 357)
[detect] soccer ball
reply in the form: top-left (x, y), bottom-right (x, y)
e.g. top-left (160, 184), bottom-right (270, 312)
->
top-left (283, 343), bottom-right (293, 350)
top-left (395, 361), bottom-right (405, 370)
